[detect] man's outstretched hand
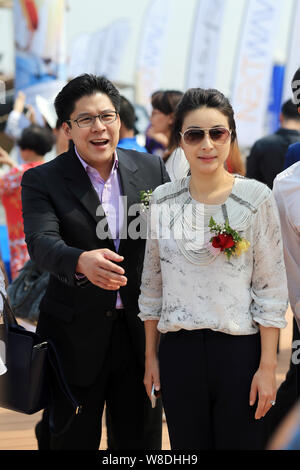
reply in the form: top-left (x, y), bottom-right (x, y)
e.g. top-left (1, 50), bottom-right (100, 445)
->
top-left (76, 248), bottom-right (127, 290)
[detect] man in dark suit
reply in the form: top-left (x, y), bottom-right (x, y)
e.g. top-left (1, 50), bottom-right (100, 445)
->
top-left (21, 74), bottom-right (169, 450)
top-left (284, 68), bottom-right (300, 170)
top-left (246, 99), bottom-right (300, 189)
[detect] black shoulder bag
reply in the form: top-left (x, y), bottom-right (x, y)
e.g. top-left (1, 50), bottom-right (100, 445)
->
top-left (7, 260), bottom-right (49, 323)
top-left (0, 292), bottom-right (82, 434)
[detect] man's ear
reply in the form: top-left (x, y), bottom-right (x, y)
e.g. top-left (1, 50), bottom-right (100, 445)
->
top-left (116, 113), bottom-right (121, 131)
top-left (62, 121), bottom-right (72, 139)
top-left (298, 106), bottom-right (300, 115)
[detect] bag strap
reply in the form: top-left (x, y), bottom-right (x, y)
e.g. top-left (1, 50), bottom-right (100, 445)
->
top-left (0, 291), bottom-right (18, 329)
top-left (46, 339), bottom-right (83, 436)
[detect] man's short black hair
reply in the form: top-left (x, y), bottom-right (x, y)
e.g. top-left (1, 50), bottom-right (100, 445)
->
top-left (119, 96), bottom-right (136, 131)
top-left (54, 74), bottom-right (121, 124)
top-left (18, 124), bottom-right (54, 155)
top-left (291, 67), bottom-right (300, 105)
top-left (281, 99), bottom-right (300, 120)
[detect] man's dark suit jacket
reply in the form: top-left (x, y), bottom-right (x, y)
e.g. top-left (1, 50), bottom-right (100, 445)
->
top-left (246, 128), bottom-right (300, 189)
top-left (21, 146), bottom-right (169, 387)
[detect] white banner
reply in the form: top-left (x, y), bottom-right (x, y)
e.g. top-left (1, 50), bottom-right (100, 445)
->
top-left (231, 0), bottom-right (282, 147)
top-left (12, 0), bottom-right (66, 127)
top-left (282, 0), bottom-right (300, 103)
top-left (68, 19), bottom-right (131, 82)
top-left (14, 0), bottom-right (66, 92)
top-left (135, 0), bottom-right (171, 109)
top-left (96, 19), bottom-right (132, 82)
top-left (185, 0), bottom-right (226, 89)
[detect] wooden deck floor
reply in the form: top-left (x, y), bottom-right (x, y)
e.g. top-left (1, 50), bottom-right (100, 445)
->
top-left (0, 307), bottom-right (294, 450)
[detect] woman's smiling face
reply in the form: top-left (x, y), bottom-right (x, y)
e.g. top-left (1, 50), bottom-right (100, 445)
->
top-left (180, 106), bottom-right (232, 176)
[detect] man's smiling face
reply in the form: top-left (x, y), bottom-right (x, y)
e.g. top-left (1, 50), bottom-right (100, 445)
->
top-left (63, 92), bottom-right (121, 172)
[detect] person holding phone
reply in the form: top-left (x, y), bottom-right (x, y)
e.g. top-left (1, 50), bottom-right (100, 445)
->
top-left (138, 88), bottom-right (288, 450)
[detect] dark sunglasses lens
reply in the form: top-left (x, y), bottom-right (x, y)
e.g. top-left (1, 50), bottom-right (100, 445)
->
top-left (184, 129), bottom-right (205, 144)
top-left (209, 128), bottom-right (230, 143)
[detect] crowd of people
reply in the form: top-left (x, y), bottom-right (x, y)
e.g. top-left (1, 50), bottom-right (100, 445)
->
top-left (0, 65), bottom-right (300, 450)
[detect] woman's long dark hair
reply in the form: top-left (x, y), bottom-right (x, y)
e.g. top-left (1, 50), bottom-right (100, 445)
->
top-left (151, 90), bottom-right (183, 116)
top-left (172, 88), bottom-right (245, 175)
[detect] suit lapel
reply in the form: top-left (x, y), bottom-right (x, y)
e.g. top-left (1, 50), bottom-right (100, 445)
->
top-left (62, 149), bottom-right (101, 224)
top-left (117, 149), bottom-right (139, 211)
top-left (117, 148), bottom-right (152, 254)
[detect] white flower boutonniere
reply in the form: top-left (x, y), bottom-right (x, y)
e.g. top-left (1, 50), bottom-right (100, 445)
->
top-left (140, 189), bottom-right (153, 212)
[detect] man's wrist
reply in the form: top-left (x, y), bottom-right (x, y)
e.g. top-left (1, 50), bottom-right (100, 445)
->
top-left (75, 272), bottom-right (85, 279)
top-left (76, 251), bottom-right (87, 274)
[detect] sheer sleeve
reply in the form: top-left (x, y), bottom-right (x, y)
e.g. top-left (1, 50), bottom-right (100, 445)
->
top-left (138, 197), bottom-right (163, 321)
top-left (250, 193), bottom-right (288, 328)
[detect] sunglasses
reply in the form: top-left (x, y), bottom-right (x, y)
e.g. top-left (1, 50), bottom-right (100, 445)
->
top-left (180, 127), bottom-right (232, 146)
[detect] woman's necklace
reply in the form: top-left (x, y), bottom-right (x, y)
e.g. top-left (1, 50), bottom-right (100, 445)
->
top-left (189, 173), bottom-right (235, 205)
top-left (174, 199), bottom-right (229, 265)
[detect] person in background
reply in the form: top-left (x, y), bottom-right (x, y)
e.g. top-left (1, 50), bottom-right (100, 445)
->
top-left (285, 142), bottom-right (300, 169)
top-left (117, 96), bottom-right (147, 153)
top-left (146, 89), bottom-right (188, 180)
top-left (145, 91), bottom-right (166, 157)
top-left (53, 118), bottom-right (71, 155)
top-left (5, 91), bottom-right (68, 164)
top-left (267, 160), bottom-right (300, 446)
top-left (4, 90), bottom-right (37, 165)
top-left (5, 91), bottom-right (37, 142)
top-left (246, 99), bottom-right (300, 189)
top-left (146, 90), bottom-right (183, 157)
top-left (138, 87), bottom-right (288, 450)
top-left (265, 68), bottom-right (300, 447)
top-left (0, 125), bottom-right (54, 279)
top-left (283, 68), bottom-right (300, 170)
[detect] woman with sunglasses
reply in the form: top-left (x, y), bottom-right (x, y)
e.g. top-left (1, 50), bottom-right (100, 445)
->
top-left (138, 88), bottom-right (288, 450)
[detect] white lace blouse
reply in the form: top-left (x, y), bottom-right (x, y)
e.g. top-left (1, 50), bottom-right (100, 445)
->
top-left (138, 176), bottom-right (288, 335)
